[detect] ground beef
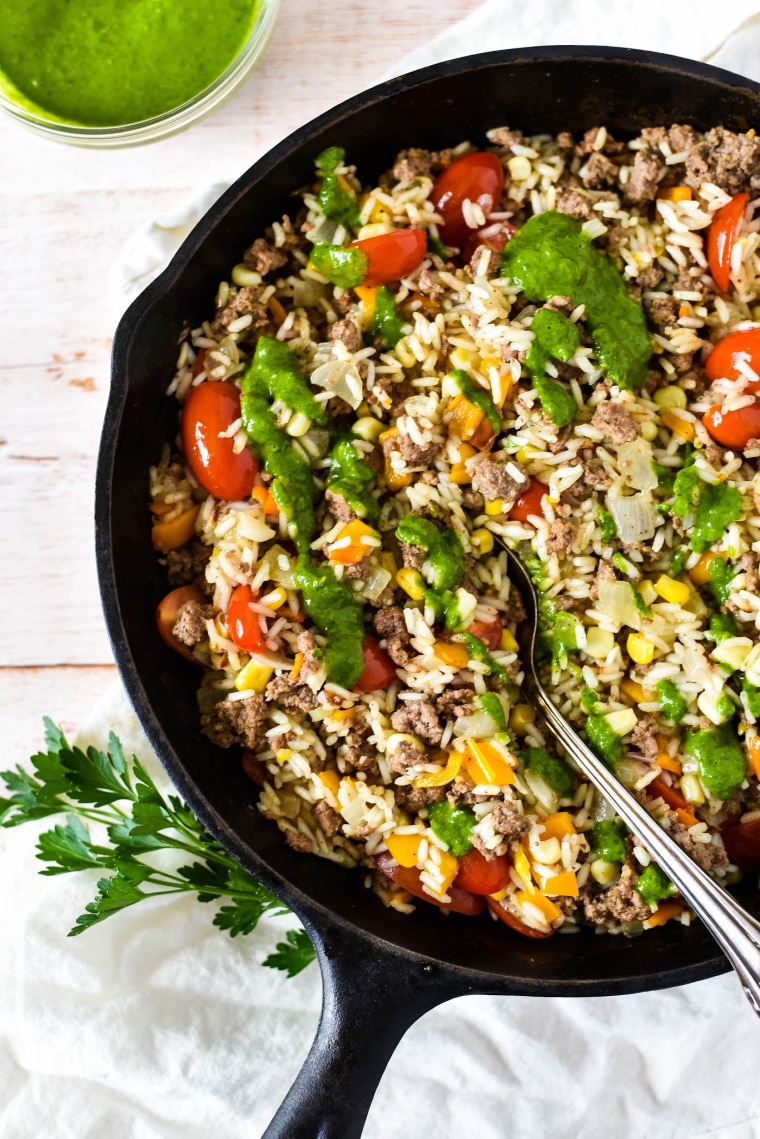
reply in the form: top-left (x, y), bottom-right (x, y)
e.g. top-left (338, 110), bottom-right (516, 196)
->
top-left (645, 295), bottom-right (680, 330)
top-left (639, 124), bottom-right (697, 154)
top-left (265, 674), bottom-right (318, 712)
top-left (284, 828), bottom-right (313, 853)
top-left (581, 459), bottom-right (613, 491)
top-left (374, 607), bottom-right (407, 638)
top-left (386, 634), bottom-right (413, 667)
top-left (575, 127), bottom-right (625, 156)
top-left (342, 721), bottom-right (380, 779)
top-left (556, 187), bottom-right (595, 221)
top-left (461, 487), bottom-right (485, 513)
top-left (739, 552), bottom-right (760, 592)
top-left (636, 262), bottom-right (664, 289)
top-left (630, 715), bottom-right (659, 759)
top-left (211, 286), bottom-right (269, 338)
top-left (387, 740), bottom-right (424, 775)
top-left (581, 865), bottom-right (651, 926)
top-left (390, 698), bottom-right (443, 744)
top-left (393, 784), bottom-right (447, 811)
top-left (581, 151), bottom-right (618, 189)
top-left (685, 127), bottom-right (760, 195)
top-left (163, 541), bottom-right (212, 594)
top-left (391, 147), bottom-right (451, 182)
top-left (325, 487), bottom-right (356, 522)
top-left (546, 519), bottom-right (576, 555)
top-left (435, 686), bottom-right (475, 721)
top-left (591, 561), bottom-right (617, 601)
top-left (503, 588), bottom-right (526, 625)
top-left (396, 428), bottom-right (441, 465)
top-left (700, 789), bottom-right (747, 829)
top-left (296, 629), bottom-right (322, 683)
top-left (670, 821), bottom-right (729, 871)
top-left (490, 802), bottom-right (531, 838)
top-left (400, 542), bottom-right (426, 570)
top-left (545, 294), bottom-right (574, 316)
top-left (468, 244), bottom-right (502, 279)
top-left (314, 800), bottom-right (342, 837)
top-left (201, 694), bottom-right (268, 750)
top-left (591, 401), bottom-right (640, 444)
top-left (172, 600), bottom-right (213, 647)
top-left (624, 149), bottom-right (663, 204)
top-left (466, 452), bottom-right (529, 506)
top-left (243, 237), bottom-right (288, 276)
top-left (675, 269), bottom-right (713, 303)
top-left (268, 214), bottom-right (300, 251)
top-left (418, 268), bottom-right (444, 298)
top-left (368, 374), bottom-right (414, 414)
top-left (330, 317), bottom-right (362, 354)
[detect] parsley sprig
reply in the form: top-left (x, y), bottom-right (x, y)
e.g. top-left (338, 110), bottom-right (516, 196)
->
top-left (0, 720), bottom-right (315, 976)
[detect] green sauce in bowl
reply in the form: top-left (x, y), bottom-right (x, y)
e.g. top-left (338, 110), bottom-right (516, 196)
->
top-left (0, 0), bottom-right (261, 127)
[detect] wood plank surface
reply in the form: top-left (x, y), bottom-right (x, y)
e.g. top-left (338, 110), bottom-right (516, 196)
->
top-left (0, 0), bottom-right (480, 767)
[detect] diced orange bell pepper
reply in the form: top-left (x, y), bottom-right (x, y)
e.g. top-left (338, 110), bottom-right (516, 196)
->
top-left (355, 284), bottom-right (379, 319)
top-left (464, 740), bottom-right (516, 786)
top-left (267, 296), bottom-right (287, 325)
top-left (328, 519), bottom-right (380, 564)
top-left (434, 641), bottom-right (470, 668)
top-left (317, 769), bottom-right (340, 798)
top-left (747, 734), bottom-right (760, 781)
top-left (657, 752), bottom-right (683, 775)
top-left (151, 504), bottom-right (200, 553)
top-left (676, 807), bottom-right (700, 829)
top-left (689, 550), bottom-right (725, 586)
top-left (386, 833), bottom-right (423, 868)
top-left (470, 417), bottom-right (497, 451)
top-left (656, 186), bottom-right (692, 202)
top-left (662, 410), bottom-right (695, 441)
top-left (643, 900), bottom-right (684, 928)
top-left (620, 678), bottom-right (648, 704)
top-left (252, 485), bottom-right (280, 516)
top-left (380, 428), bottom-right (413, 491)
top-left (515, 889), bottom-right (562, 923)
top-left (414, 752), bottom-right (463, 788)
top-left (513, 845), bottom-right (535, 892)
top-left (291, 651), bottom-right (304, 681)
top-left (449, 442), bottom-right (477, 484)
top-left (543, 871), bottom-right (579, 897)
top-left (540, 812), bottom-right (577, 841)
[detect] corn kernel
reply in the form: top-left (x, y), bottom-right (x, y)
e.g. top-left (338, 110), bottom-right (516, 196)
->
top-left (680, 772), bottom-right (706, 806)
top-left (485, 498), bottom-right (504, 516)
top-left (640, 420), bottom-right (659, 442)
top-left (285, 411), bottom-right (312, 437)
top-left (584, 627), bottom-right (615, 660)
top-left (509, 704), bottom-right (536, 734)
top-left (654, 575), bottom-right (690, 605)
top-left (396, 568), bottom-right (425, 600)
top-left (449, 346), bottom-right (481, 372)
top-left (235, 661), bottom-right (274, 693)
top-left (627, 633), bottom-right (655, 665)
top-left (470, 528), bottom-right (494, 556)
top-left (500, 628), bottom-right (518, 652)
top-left (516, 446), bottom-right (533, 463)
top-left (231, 263), bottom-right (262, 288)
top-left (394, 337), bottom-right (417, 368)
top-left (380, 551), bottom-right (398, 577)
top-left (590, 859), bottom-right (620, 885)
top-left (531, 836), bottom-right (562, 865)
top-left (604, 708), bottom-right (638, 736)
top-left (638, 579), bottom-right (658, 606)
top-left (508, 155), bottom-right (533, 181)
top-left (654, 385), bottom-right (688, 412)
top-left (352, 416), bottom-right (385, 442)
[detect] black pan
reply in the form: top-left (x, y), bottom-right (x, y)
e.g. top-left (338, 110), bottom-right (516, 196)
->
top-left (97, 47), bottom-right (760, 1138)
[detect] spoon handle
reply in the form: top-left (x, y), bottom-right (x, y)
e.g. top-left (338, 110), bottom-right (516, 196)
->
top-left (525, 672), bottom-right (760, 1014)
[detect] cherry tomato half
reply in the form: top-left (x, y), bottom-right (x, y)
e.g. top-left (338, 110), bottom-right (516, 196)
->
top-left (702, 400), bottom-right (760, 451)
top-left (354, 632), bottom-right (397, 693)
top-left (351, 228), bottom-right (427, 288)
top-left (707, 192), bottom-right (748, 293)
top-left (705, 326), bottom-right (760, 390)
top-left (454, 849), bottom-right (509, 895)
top-left (431, 151), bottom-right (505, 247)
top-left (181, 380), bottom-right (258, 501)
top-left (468, 617), bottom-right (503, 651)
top-left (721, 817), bottom-right (760, 868)
top-left (242, 749), bottom-right (268, 786)
top-left (462, 220), bottom-right (517, 264)
top-left (647, 774), bottom-right (688, 813)
top-left (508, 478), bottom-right (549, 524)
top-left (486, 896), bottom-right (554, 939)
top-left (375, 851), bottom-right (485, 915)
top-left (156, 585), bottom-right (207, 664)
top-left (227, 584), bottom-right (267, 653)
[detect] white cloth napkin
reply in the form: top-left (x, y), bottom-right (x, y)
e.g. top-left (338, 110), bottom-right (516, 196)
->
top-left (9, 3), bottom-right (760, 1137)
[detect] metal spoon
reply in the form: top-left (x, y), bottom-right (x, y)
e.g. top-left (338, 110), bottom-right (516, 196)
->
top-left (501, 543), bottom-right (760, 1014)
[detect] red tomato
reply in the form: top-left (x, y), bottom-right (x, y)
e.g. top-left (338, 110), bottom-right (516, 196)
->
top-left (705, 327), bottom-right (760, 391)
top-left (181, 380), bottom-right (258, 501)
top-left (192, 347), bottom-right (207, 378)
top-left (707, 192), bottom-right (748, 293)
top-left (702, 400), bottom-right (760, 450)
top-left (354, 633), bottom-right (397, 693)
top-left (242, 749), bottom-right (268, 785)
top-left (227, 584), bottom-right (267, 653)
top-left (351, 228), bottom-right (427, 287)
top-left (647, 774), bottom-right (688, 813)
top-left (721, 817), bottom-right (760, 868)
top-left (468, 617), bottom-right (502, 651)
top-left (462, 220), bottom-right (517, 264)
top-left (454, 849), bottom-right (509, 895)
top-left (156, 585), bottom-right (207, 663)
top-left (508, 478), bottom-right (549, 524)
top-left (431, 152), bottom-right (505, 246)
top-left (375, 851), bottom-right (485, 915)
top-left (486, 896), bottom-right (554, 939)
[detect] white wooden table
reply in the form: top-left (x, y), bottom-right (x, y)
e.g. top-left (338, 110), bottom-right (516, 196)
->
top-left (0, 0), bottom-right (480, 765)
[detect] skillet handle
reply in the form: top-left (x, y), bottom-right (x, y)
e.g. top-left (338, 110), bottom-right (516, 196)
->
top-left (262, 918), bottom-right (469, 1139)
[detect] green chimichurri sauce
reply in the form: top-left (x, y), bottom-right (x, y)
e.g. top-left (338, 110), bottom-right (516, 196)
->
top-left (502, 211), bottom-right (652, 390)
top-left (708, 558), bottom-right (737, 606)
top-left (292, 558), bottom-right (366, 688)
top-left (671, 466), bottom-right (743, 554)
top-left (635, 863), bottom-right (674, 906)
top-left (327, 437), bottom-right (380, 524)
top-left (460, 632), bottom-right (508, 682)
top-left (586, 714), bottom-right (624, 768)
top-left (315, 147), bottom-right (361, 229)
top-left (742, 677), bottom-right (760, 719)
top-left (370, 286), bottom-right (407, 348)
top-left (427, 800), bottom-right (476, 856)
top-left (708, 612), bottom-right (738, 642)
top-left (479, 692), bottom-right (507, 732)
top-left (395, 516), bottom-right (465, 594)
top-left (521, 747), bottom-right (574, 797)
top-left (684, 722), bottom-right (747, 801)
top-left (311, 243), bottom-right (368, 289)
top-left (523, 308), bottom-right (580, 428)
top-left (0, 0), bottom-right (260, 127)
top-left (450, 369), bottom-right (501, 432)
top-left (656, 680), bottom-right (687, 724)
top-left (591, 820), bottom-right (627, 863)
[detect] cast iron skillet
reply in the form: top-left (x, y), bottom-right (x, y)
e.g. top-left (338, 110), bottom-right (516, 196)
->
top-left (97, 47), bottom-right (760, 1138)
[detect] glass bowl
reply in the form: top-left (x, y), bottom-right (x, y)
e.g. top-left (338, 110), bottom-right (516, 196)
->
top-left (0, 0), bottom-right (280, 148)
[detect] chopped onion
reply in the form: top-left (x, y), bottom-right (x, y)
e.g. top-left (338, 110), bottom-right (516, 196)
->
top-left (453, 711), bottom-right (498, 739)
top-left (306, 217), bottom-right (339, 246)
top-left (605, 489), bottom-right (658, 546)
top-left (617, 758), bottom-right (647, 788)
top-left (293, 277), bottom-right (328, 307)
top-left (257, 544), bottom-right (295, 588)
top-left (591, 789), bottom-right (618, 822)
top-left (617, 438), bottom-right (658, 492)
top-left (524, 770), bottom-right (558, 812)
top-left (363, 565), bottom-right (393, 601)
top-left (596, 579), bottom-right (642, 632)
top-left (310, 359), bottom-right (364, 410)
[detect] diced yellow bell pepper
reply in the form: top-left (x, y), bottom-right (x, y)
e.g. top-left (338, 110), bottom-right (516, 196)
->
top-left (261, 586), bottom-right (288, 610)
top-left (515, 889), bottom-right (562, 923)
top-left (449, 441), bottom-right (477, 484)
top-left (543, 871), bottom-right (579, 897)
top-left (449, 347), bottom-right (481, 372)
top-left (151, 504), bottom-right (200, 553)
top-left (620, 678), bottom-right (648, 704)
top-left (414, 752), bottom-right (463, 788)
top-left (500, 629), bottom-right (518, 652)
top-left (386, 833), bottom-right (423, 868)
top-left (540, 812), bottom-right (577, 840)
top-left (654, 575), bottom-right (690, 605)
top-left (328, 519), bottom-right (380, 565)
top-left (464, 740), bottom-right (515, 786)
top-left (379, 429), bottom-right (414, 490)
top-left (689, 550), bottom-right (725, 586)
top-left (509, 704), bottom-right (535, 735)
top-left (434, 641), bottom-right (470, 669)
top-left (355, 284), bottom-right (378, 320)
top-left (662, 410), bottom-right (696, 441)
top-left (235, 660), bottom-right (274, 693)
top-left (513, 845), bottom-right (535, 892)
top-left (627, 633), bottom-right (655, 665)
top-left (436, 850), bottom-right (460, 895)
top-left (489, 886), bottom-right (509, 901)
top-left (396, 567), bottom-right (425, 600)
top-left (291, 651), bottom-right (304, 680)
top-left (317, 770), bottom-right (340, 798)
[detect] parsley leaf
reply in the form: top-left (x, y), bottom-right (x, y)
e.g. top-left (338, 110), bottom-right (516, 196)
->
top-left (263, 928), bottom-right (317, 977)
